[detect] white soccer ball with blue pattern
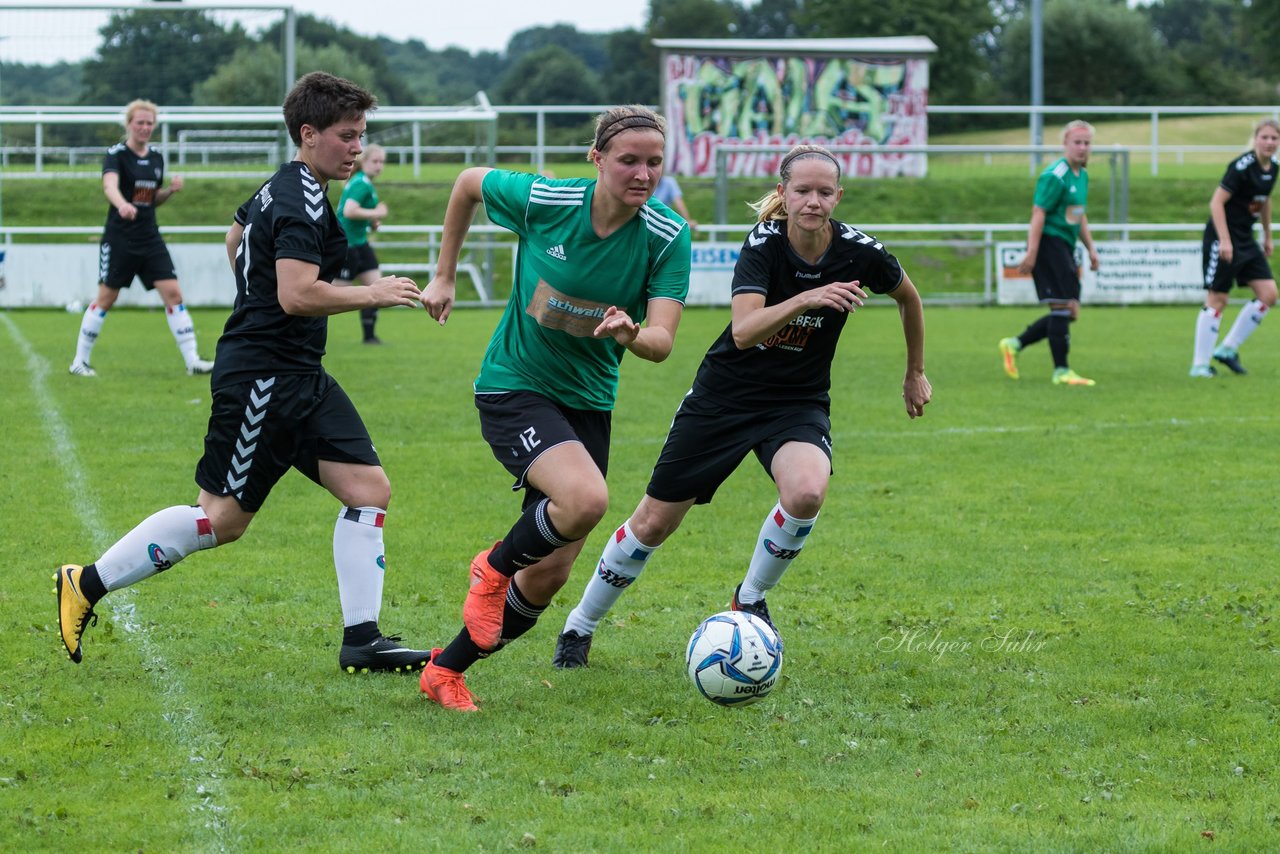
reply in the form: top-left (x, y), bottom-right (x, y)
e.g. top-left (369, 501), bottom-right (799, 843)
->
top-left (686, 610), bottom-right (783, 706)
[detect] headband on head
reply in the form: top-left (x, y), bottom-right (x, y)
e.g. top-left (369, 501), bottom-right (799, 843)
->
top-left (596, 114), bottom-right (664, 151)
top-left (780, 148), bottom-right (842, 179)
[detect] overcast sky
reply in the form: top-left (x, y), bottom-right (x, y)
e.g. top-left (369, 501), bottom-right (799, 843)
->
top-left (290, 0), bottom-right (652, 52)
top-left (0, 1), bottom-right (652, 63)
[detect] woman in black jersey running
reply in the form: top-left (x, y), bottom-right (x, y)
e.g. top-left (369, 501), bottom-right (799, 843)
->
top-left (553, 144), bottom-right (932, 668)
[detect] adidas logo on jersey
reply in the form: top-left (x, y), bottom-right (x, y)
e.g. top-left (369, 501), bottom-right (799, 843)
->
top-left (546, 244), bottom-right (567, 261)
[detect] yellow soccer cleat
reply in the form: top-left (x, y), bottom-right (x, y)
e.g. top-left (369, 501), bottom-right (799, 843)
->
top-left (55, 564), bottom-right (97, 663)
top-left (998, 338), bottom-right (1021, 379)
top-left (1052, 368), bottom-right (1096, 387)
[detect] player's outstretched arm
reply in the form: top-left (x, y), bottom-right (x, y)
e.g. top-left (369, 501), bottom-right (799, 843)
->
top-left (889, 272), bottom-right (930, 419)
top-left (277, 258), bottom-right (420, 316)
top-left (592, 299), bottom-right (683, 362)
top-left (1016, 206), bottom-right (1047, 274)
top-left (225, 222), bottom-right (244, 272)
top-left (729, 281), bottom-right (866, 350)
top-left (421, 167), bottom-right (491, 325)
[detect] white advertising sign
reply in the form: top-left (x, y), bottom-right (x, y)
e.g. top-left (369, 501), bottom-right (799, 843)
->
top-left (997, 241), bottom-right (1205, 305)
top-left (0, 244), bottom-right (235, 308)
top-left (687, 241), bottom-right (741, 306)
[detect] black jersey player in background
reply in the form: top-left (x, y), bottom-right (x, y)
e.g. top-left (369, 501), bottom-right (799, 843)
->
top-left (1190, 118), bottom-right (1278, 378)
top-left (553, 144), bottom-right (931, 668)
top-left (69, 98), bottom-right (214, 377)
top-left (55, 72), bottom-right (433, 676)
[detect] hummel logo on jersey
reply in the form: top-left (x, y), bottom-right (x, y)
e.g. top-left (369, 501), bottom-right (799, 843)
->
top-left (840, 223), bottom-right (882, 250)
top-left (749, 221), bottom-right (780, 247)
top-left (546, 244), bottom-right (567, 261)
top-left (300, 168), bottom-right (325, 221)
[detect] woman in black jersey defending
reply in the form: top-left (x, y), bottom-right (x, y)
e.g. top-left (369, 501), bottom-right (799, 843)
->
top-left (1190, 118), bottom-right (1279, 378)
top-left (68, 98), bottom-right (214, 377)
top-left (553, 144), bottom-right (932, 668)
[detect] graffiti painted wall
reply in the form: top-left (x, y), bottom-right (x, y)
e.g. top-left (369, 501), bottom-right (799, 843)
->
top-left (665, 53), bottom-right (929, 178)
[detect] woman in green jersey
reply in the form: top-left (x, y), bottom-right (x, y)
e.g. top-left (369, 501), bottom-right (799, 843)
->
top-left (337, 143), bottom-right (389, 343)
top-left (418, 105), bottom-right (691, 711)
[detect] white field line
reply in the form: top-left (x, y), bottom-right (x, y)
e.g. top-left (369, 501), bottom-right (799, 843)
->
top-left (3, 314), bottom-right (235, 852)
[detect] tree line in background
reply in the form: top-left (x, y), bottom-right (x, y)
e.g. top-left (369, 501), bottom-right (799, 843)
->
top-left (2, 0), bottom-right (1276, 145)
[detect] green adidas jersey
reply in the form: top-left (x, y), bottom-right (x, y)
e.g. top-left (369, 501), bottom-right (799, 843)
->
top-left (336, 171), bottom-right (378, 247)
top-left (1033, 157), bottom-right (1088, 246)
top-left (476, 170), bottom-right (691, 411)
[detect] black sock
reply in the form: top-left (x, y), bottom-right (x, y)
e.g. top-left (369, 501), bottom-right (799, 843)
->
top-left (1048, 314), bottom-right (1072, 369)
top-left (360, 308), bottom-right (378, 340)
top-left (80, 564), bottom-right (107, 605)
top-left (1018, 314), bottom-right (1051, 348)
top-left (343, 620), bottom-right (379, 646)
top-left (489, 498), bottom-right (571, 577)
top-left (499, 579), bottom-right (546, 645)
top-left (433, 581), bottom-right (547, 673)
top-left (434, 628), bottom-right (488, 673)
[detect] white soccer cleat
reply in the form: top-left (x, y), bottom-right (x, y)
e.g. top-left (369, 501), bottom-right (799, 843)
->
top-left (68, 361), bottom-right (97, 377)
top-left (186, 358), bottom-right (215, 376)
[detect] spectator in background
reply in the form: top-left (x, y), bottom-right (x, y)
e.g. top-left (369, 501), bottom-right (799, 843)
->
top-left (999, 120), bottom-right (1100, 387)
top-left (337, 143), bottom-right (390, 344)
top-left (1190, 118), bottom-right (1278, 378)
top-left (653, 174), bottom-right (697, 229)
top-left (69, 99), bottom-right (214, 377)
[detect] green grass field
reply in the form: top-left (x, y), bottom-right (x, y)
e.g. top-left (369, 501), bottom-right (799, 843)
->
top-left (1, 302), bottom-right (1276, 851)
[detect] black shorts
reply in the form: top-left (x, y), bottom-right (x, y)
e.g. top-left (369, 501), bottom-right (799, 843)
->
top-left (1031, 235), bottom-right (1081, 303)
top-left (195, 371), bottom-right (380, 513)
top-left (646, 390), bottom-right (833, 505)
top-left (1202, 230), bottom-right (1273, 292)
top-left (475, 391), bottom-right (611, 510)
top-left (98, 232), bottom-right (177, 290)
top-left (339, 243), bottom-right (379, 280)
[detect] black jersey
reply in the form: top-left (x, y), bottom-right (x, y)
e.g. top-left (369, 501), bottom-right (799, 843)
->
top-left (102, 143), bottom-right (166, 238)
top-left (1208, 150), bottom-right (1278, 245)
top-left (211, 161), bottom-right (347, 389)
top-left (691, 218), bottom-right (903, 409)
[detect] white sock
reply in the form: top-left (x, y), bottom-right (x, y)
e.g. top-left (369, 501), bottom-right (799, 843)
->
top-left (1192, 305), bottom-right (1220, 366)
top-left (165, 303), bottom-right (200, 368)
top-left (1221, 299), bottom-right (1268, 350)
top-left (96, 505), bottom-right (217, 590)
top-left (562, 521), bottom-right (656, 637)
top-left (74, 303), bottom-right (108, 365)
top-left (333, 506), bottom-right (386, 627)
top-left (739, 504), bottom-right (818, 604)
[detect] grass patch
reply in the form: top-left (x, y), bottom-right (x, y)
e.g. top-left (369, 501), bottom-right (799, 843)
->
top-left (2, 303), bottom-right (1277, 849)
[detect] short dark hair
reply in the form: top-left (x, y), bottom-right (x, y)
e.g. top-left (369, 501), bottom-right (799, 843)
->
top-left (282, 72), bottom-right (377, 146)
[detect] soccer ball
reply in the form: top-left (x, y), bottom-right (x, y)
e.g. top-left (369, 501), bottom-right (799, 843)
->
top-left (686, 611), bottom-right (783, 706)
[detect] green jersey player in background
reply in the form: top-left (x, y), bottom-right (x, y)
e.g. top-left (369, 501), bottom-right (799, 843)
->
top-left (336, 143), bottom-right (389, 344)
top-left (999, 120), bottom-right (1101, 387)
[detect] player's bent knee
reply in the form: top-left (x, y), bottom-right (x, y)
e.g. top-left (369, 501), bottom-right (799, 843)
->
top-left (782, 488), bottom-right (827, 519)
top-left (555, 488), bottom-right (609, 537)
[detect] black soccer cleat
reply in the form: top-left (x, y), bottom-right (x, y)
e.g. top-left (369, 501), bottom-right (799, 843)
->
top-left (1212, 349), bottom-right (1247, 375)
top-left (552, 630), bottom-right (593, 669)
top-left (730, 583), bottom-right (776, 631)
top-left (339, 634), bottom-right (431, 674)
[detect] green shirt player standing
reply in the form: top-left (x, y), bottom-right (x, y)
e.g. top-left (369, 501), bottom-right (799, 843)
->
top-left (336, 143), bottom-right (389, 343)
top-left (999, 120), bottom-right (1101, 386)
top-left (417, 105), bottom-right (691, 712)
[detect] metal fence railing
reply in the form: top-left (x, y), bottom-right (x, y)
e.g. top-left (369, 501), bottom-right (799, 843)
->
top-left (1, 221), bottom-right (1211, 309)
